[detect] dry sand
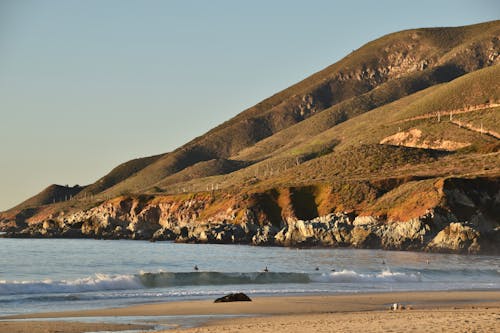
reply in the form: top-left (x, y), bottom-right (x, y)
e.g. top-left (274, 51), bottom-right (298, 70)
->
top-left (1, 291), bottom-right (499, 333)
top-left (166, 307), bottom-right (500, 333)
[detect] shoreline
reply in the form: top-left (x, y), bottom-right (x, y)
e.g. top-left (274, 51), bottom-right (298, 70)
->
top-left (1, 290), bottom-right (500, 332)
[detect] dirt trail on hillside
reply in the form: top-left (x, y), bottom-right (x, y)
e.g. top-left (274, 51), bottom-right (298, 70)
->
top-left (394, 103), bottom-right (500, 124)
top-left (449, 119), bottom-right (500, 139)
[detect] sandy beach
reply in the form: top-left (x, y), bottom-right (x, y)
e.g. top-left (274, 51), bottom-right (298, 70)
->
top-left (165, 307), bottom-right (500, 333)
top-left (1, 290), bottom-right (499, 333)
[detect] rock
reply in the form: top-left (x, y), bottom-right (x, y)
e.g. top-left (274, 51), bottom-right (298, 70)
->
top-left (379, 217), bottom-right (432, 250)
top-left (2, 178), bottom-right (498, 254)
top-left (274, 214), bottom-right (352, 247)
top-left (252, 224), bottom-right (278, 245)
top-left (353, 215), bottom-right (378, 226)
top-left (350, 225), bottom-right (380, 248)
top-left (276, 219), bottom-right (315, 246)
top-left (426, 222), bottom-right (481, 254)
top-left (214, 293), bottom-right (252, 303)
top-left (128, 218), bottom-right (161, 240)
top-left (151, 227), bottom-right (177, 241)
top-left (42, 220), bottom-right (59, 231)
top-left (60, 227), bottom-right (83, 238)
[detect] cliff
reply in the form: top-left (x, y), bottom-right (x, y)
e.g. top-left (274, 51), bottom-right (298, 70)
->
top-left (3, 176), bottom-right (498, 254)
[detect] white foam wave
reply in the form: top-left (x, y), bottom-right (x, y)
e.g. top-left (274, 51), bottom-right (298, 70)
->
top-left (0, 273), bottom-right (142, 295)
top-left (0, 269), bottom-right (422, 296)
top-left (311, 269), bottom-right (421, 283)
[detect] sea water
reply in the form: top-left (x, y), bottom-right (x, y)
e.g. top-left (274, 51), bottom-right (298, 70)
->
top-left (0, 238), bottom-right (499, 316)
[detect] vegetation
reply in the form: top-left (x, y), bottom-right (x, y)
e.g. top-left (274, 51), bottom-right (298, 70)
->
top-left (3, 20), bottom-right (499, 226)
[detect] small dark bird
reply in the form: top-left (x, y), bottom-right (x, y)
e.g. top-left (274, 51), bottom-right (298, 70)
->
top-left (194, 265), bottom-right (199, 271)
top-left (315, 267), bottom-right (320, 271)
top-left (264, 266), bottom-right (269, 272)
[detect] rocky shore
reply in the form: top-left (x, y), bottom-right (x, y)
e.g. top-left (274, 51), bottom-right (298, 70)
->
top-left (3, 210), bottom-right (498, 254)
top-left (1, 176), bottom-right (498, 254)
top-left (1, 196), bottom-right (498, 255)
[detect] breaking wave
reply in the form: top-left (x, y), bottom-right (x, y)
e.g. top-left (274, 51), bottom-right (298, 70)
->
top-left (311, 269), bottom-right (421, 283)
top-left (0, 273), bottom-right (141, 295)
top-left (138, 271), bottom-right (310, 288)
top-left (7, 268), bottom-right (493, 296)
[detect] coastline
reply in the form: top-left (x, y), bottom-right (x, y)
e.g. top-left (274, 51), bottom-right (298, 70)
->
top-left (2, 290), bottom-right (500, 332)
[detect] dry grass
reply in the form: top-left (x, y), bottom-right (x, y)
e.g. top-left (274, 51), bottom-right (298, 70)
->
top-left (5, 21), bottom-right (500, 223)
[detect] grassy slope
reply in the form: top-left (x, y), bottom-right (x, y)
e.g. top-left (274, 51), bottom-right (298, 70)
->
top-left (75, 154), bottom-right (164, 197)
top-left (206, 65), bottom-right (499, 190)
top-left (4, 21), bottom-right (499, 217)
top-left (10, 185), bottom-right (85, 211)
top-left (288, 64), bottom-right (500, 155)
top-left (150, 64), bottom-right (500, 213)
top-left (231, 67), bottom-right (461, 162)
top-left (88, 20), bottom-right (500, 198)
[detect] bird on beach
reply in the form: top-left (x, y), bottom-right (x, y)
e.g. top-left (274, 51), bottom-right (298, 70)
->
top-left (194, 265), bottom-right (199, 271)
top-left (264, 266), bottom-right (269, 272)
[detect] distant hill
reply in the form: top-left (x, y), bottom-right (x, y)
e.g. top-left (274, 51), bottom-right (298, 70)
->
top-left (11, 184), bottom-right (85, 211)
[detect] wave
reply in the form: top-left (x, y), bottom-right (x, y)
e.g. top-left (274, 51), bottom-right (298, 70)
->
top-left (138, 271), bottom-right (310, 288)
top-left (0, 273), bottom-right (141, 296)
top-left (311, 270), bottom-right (421, 283)
top-left (0, 272), bottom-right (310, 296)
top-left (1, 268), bottom-right (497, 296)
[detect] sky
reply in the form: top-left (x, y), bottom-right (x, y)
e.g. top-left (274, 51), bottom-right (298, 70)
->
top-left (0, 0), bottom-right (498, 211)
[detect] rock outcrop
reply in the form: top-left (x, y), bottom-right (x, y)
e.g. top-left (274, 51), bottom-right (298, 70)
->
top-left (426, 223), bottom-right (482, 254)
top-left (1, 177), bottom-right (498, 254)
top-left (2, 202), bottom-right (496, 255)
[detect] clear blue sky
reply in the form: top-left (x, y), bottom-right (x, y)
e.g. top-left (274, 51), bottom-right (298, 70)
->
top-left (0, 0), bottom-right (498, 211)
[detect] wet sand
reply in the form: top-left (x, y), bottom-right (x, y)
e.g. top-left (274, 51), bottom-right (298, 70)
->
top-left (1, 290), bottom-right (499, 333)
top-left (0, 321), bottom-right (151, 333)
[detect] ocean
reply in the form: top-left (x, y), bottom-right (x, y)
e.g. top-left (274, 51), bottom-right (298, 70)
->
top-left (1, 238), bottom-right (499, 316)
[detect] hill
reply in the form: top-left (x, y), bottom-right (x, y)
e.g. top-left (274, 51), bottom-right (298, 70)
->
top-left (11, 184), bottom-right (85, 211)
top-left (1, 20), bottom-right (499, 254)
top-left (71, 20), bottom-right (500, 199)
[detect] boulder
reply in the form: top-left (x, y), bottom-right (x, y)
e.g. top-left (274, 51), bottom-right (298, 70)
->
top-left (214, 292), bottom-right (252, 303)
top-left (426, 222), bottom-right (481, 253)
top-left (350, 225), bottom-right (380, 248)
top-left (379, 217), bottom-right (432, 250)
top-left (353, 215), bottom-right (378, 226)
top-left (252, 224), bottom-right (278, 245)
top-left (60, 227), bottom-right (83, 238)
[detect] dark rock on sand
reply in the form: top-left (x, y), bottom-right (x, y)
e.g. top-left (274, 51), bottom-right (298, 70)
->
top-left (214, 292), bottom-right (252, 303)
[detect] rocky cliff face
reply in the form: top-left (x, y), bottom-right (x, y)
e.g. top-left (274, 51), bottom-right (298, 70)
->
top-left (2, 177), bottom-right (498, 254)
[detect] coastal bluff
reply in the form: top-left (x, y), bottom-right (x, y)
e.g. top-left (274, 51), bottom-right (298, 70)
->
top-left (2, 176), bottom-right (498, 254)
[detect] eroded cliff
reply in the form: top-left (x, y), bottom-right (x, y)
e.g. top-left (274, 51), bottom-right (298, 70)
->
top-left (2, 176), bottom-right (498, 254)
